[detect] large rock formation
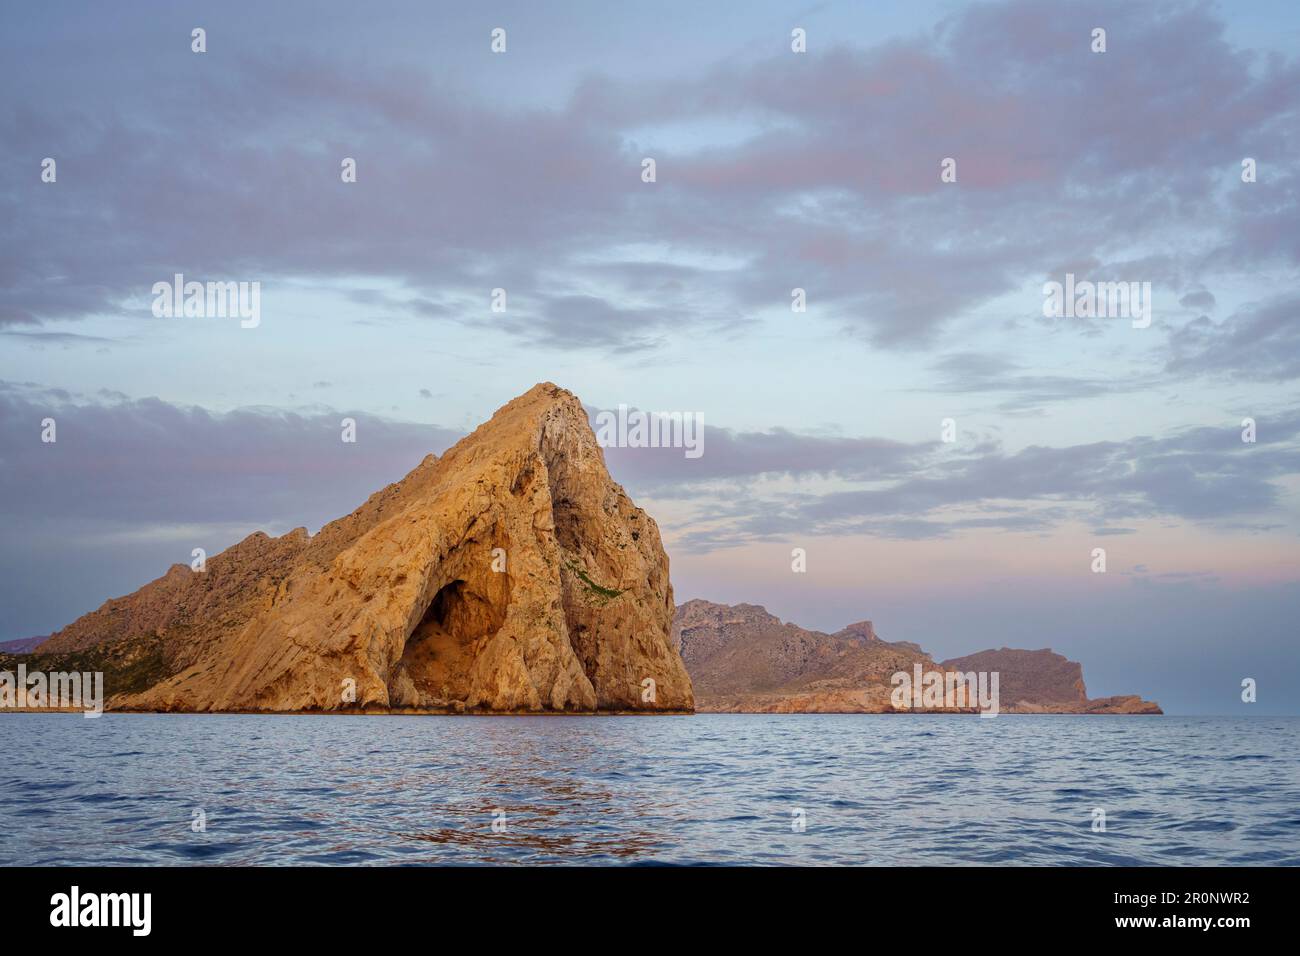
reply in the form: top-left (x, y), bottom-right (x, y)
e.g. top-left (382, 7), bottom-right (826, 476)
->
top-left (940, 648), bottom-right (1161, 714)
top-left (676, 600), bottom-right (1160, 714)
top-left (676, 600), bottom-right (933, 713)
top-left (29, 384), bottom-right (694, 714)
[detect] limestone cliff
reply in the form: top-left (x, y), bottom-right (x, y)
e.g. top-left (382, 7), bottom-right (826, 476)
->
top-left (31, 384), bottom-right (694, 714)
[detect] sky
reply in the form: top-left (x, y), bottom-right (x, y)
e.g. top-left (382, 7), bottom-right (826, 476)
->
top-left (1, 0), bottom-right (1297, 713)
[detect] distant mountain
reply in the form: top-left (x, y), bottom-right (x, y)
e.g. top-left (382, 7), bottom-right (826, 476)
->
top-left (940, 648), bottom-right (1161, 714)
top-left (675, 600), bottom-right (1160, 714)
top-left (0, 636), bottom-right (46, 654)
top-left (940, 647), bottom-right (1085, 706)
top-left (675, 599), bottom-right (933, 712)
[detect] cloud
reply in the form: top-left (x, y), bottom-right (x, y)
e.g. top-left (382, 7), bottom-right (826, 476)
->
top-left (1179, 289), bottom-right (1217, 311)
top-left (1, 0), bottom-right (1295, 355)
top-left (1166, 294), bottom-right (1300, 382)
top-left (500, 293), bottom-right (746, 353)
top-left (18, 385), bottom-right (1292, 562)
top-left (597, 409), bottom-right (931, 491)
top-left (629, 411), bottom-right (1300, 551)
top-left (0, 383), bottom-right (460, 528)
top-left (1, 330), bottom-right (116, 344)
top-left (925, 351), bottom-right (1127, 411)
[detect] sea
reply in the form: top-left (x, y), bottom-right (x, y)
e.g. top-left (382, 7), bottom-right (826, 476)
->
top-left (2, 713), bottom-right (1296, 866)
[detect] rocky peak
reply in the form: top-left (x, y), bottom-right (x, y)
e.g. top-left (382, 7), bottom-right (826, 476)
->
top-left (36, 383), bottom-right (694, 714)
top-left (676, 599), bottom-right (782, 630)
top-left (834, 620), bottom-right (879, 642)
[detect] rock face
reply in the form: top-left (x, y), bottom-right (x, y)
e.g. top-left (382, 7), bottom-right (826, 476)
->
top-left (676, 600), bottom-right (933, 713)
top-left (941, 649), bottom-right (1162, 714)
top-left (939, 648), bottom-right (1086, 707)
top-left (676, 600), bottom-right (1160, 714)
top-left (32, 384), bottom-right (694, 714)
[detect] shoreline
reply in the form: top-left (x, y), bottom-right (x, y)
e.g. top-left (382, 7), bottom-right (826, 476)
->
top-left (0, 707), bottom-right (1162, 717)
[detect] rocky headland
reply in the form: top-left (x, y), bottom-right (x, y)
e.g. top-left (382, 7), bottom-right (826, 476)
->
top-left (675, 599), bottom-right (1161, 714)
top-left (11, 384), bottom-right (694, 713)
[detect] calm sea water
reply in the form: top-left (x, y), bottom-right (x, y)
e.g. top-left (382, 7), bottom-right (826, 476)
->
top-left (1, 714), bottom-right (1296, 866)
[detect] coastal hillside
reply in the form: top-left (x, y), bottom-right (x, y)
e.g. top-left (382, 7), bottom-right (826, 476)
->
top-left (676, 599), bottom-right (1161, 714)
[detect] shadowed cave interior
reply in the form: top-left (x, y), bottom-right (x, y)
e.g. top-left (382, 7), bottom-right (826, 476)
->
top-left (393, 578), bottom-right (507, 706)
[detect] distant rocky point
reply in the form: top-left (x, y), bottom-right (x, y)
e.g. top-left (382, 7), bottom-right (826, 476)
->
top-left (939, 647), bottom-right (1160, 714)
top-left (675, 600), bottom-right (1161, 714)
top-left (0, 636), bottom-right (46, 654)
top-left (8, 384), bottom-right (694, 714)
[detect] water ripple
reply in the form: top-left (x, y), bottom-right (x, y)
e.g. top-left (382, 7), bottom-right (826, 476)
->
top-left (1, 714), bottom-right (1297, 865)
